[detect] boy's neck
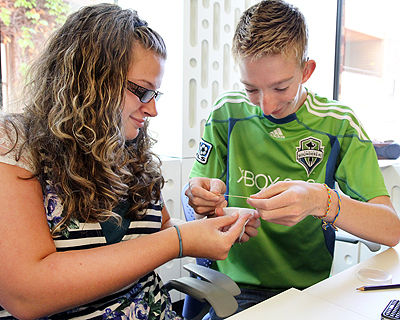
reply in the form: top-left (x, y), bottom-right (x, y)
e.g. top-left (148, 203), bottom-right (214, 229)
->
top-left (294, 85), bottom-right (308, 113)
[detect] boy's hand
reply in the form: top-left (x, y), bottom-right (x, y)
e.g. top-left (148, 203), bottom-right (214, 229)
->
top-left (247, 181), bottom-right (326, 226)
top-left (185, 177), bottom-right (227, 217)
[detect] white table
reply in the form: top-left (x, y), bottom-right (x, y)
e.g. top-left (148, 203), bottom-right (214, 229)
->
top-left (304, 244), bottom-right (400, 319)
top-left (227, 244), bottom-right (400, 319)
top-left (226, 287), bottom-right (371, 319)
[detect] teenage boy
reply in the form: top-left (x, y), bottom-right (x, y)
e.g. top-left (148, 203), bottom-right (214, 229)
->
top-left (186, 0), bottom-right (400, 318)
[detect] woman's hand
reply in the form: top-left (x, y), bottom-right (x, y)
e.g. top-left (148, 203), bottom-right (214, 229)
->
top-left (178, 212), bottom-right (254, 260)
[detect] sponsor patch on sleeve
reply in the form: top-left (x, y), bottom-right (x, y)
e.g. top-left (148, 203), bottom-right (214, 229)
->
top-left (195, 139), bottom-right (213, 164)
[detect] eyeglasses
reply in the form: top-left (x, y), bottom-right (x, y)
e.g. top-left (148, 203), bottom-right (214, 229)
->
top-left (126, 80), bottom-right (163, 103)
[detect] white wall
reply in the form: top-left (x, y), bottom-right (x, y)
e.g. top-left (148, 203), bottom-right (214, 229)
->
top-left (118, 0), bottom-right (185, 158)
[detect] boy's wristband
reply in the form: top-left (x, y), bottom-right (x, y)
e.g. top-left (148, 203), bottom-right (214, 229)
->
top-left (322, 189), bottom-right (341, 231)
top-left (314, 183), bottom-right (332, 219)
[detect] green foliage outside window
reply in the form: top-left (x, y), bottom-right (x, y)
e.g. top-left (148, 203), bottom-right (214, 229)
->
top-left (1, 0), bottom-right (70, 76)
top-left (0, 0), bottom-right (70, 109)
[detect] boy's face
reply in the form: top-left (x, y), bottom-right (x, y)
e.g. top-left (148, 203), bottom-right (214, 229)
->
top-left (238, 53), bottom-right (314, 119)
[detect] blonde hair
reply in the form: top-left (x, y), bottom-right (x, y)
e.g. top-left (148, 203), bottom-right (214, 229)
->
top-left (232, 0), bottom-right (308, 66)
top-left (9, 4), bottom-right (167, 234)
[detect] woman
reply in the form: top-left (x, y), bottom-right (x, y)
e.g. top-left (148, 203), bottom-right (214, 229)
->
top-left (0, 4), bottom-right (257, 319)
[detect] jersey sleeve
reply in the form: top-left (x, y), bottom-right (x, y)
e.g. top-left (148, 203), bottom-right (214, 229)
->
top-left (335, 117), bottom-right (389, 201)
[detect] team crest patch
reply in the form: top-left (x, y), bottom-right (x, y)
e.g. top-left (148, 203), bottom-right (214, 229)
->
top-left (195, 139), bottom-right (213, 164)
top-left (296, 137), bottom-right (324, 176)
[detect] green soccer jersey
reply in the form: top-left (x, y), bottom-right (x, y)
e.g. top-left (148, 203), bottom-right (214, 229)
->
top-left (190, 90), bottom-right (388, 291)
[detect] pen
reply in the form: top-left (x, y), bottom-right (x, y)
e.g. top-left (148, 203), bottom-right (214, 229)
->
top-left (356, 284), bottom-right (400, 291)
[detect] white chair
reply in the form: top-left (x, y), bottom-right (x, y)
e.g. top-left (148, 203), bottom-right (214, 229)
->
top-left (165, 263), bottom-right (240, 320)
top-left (336, 230), bottom-right (381, 252)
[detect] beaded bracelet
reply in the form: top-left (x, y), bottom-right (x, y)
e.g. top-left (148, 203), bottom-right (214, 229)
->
top-left (174, 225), bottom-right (183, 258)
top-left (314, 183), bottom-right (332, 219)
top-left (322, 189), bottom-right (342, 231)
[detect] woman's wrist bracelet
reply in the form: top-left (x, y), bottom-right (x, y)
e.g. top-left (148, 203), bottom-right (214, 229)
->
top-left (314, 183), bottom-right (331, 219)
top-left (174, 225), bottom-right (183, 258)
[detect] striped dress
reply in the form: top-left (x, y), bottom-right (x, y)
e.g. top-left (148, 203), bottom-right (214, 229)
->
top-left (0, 116), bottom-right (181, 319)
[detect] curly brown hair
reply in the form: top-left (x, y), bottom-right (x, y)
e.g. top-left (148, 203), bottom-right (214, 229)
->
top-left (13, 3), bottom-right (167, 233)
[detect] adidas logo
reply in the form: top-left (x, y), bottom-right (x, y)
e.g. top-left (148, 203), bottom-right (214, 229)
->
top-left (269, 128), bottom-right (285, 139)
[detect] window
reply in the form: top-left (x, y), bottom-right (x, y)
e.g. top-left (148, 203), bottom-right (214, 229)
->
top-left (0, 0), bottom-right (112, 112)
top-left (335, 0), bottom-right (400, 143)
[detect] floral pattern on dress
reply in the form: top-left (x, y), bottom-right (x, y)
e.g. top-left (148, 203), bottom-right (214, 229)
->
top-left (102, 278), bottom-right (180, 320)
top-left (44, 183), bottom-right (79, 237)
top-left (34, 274), bottom-right (181, 320)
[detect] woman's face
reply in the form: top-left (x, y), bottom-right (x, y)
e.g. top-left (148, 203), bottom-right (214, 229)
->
top-left (121, 45), bottom-right (165, 140)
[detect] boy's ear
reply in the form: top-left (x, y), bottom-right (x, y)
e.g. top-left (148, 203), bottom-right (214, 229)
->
top-left (301, 59), bottom-right (316, 83)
